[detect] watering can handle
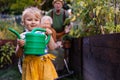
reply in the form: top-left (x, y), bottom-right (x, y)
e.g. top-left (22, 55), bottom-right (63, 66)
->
top-left (31, 28), bottom-right (46, 33)
top-left (8, 28), bottom-right (21, 39)
top-left (46, 34), bottom-right (51, 45)
top-left (31, 28), bottom-right (51, 45)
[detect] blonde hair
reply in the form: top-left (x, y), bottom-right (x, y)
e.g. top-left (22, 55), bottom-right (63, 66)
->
top-left (41, 16), bottom-right (53, 24)
top-left (21, 7), bottom-right (42, 25)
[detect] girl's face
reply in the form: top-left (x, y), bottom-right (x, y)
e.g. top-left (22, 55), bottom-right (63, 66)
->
top-left (42, 20), bottom-right (51, 28)
top-left (23, 13), bottom-right (41, 31)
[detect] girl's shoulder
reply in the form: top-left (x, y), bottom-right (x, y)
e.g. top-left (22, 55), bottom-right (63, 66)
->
top-left (20, 32), bottom-right (29, 39)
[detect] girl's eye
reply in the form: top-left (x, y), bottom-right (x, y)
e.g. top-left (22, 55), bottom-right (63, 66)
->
top-left (26, 19), bottom-right (32, 21)
top-left (25, 18), bottom-right (39, 21)
top-left (35, 19), bottom-right (39, 21)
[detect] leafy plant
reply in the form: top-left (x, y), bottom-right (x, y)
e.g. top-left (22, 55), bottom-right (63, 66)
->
top-left (62, 34), bottom-right (72, 41)
top-left (67, 0), bottom-right (120, 38)
top-left (0, 19), bottom-right (24, 40)
top-left (0, 42), bottom-right (15, 69)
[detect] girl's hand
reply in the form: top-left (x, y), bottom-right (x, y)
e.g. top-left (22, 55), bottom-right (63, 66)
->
top-left (17, 39), bottom-right (25, 47)
top-left (46, 28), bottom-right (52, 35)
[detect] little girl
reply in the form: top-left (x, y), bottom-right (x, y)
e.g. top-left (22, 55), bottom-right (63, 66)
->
top-left (16, 7), bottom-right (58, 80)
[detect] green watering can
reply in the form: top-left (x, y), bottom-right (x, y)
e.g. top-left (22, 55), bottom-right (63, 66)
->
top-left (9, 28), bottom-right (51, 55)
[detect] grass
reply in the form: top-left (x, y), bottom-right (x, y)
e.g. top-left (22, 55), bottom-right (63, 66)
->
top-left (0, 65), bottom-right (21, 80)
top-left (0, 64), bottom-right (82, 80)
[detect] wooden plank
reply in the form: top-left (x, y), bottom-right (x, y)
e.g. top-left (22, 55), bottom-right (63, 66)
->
top-left (83, 33), bottom-right (120, 80)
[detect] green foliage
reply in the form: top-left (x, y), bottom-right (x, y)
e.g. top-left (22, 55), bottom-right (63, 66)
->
top-left (0, 0), bottom-right (16, 14)
top-left (0, 42), bottom-right (15, 69)
top-left (62, 34), bottom-right (72, 41)
top-left (10, 0), bottom-right (42, 14)
top-left (0, 19), bottom-right (24, 40)
top-left (41, 0), bottom-right (53, 11)
top-left (68, 0), bottom-right (120, 38)
top-left (0, 0), bottom-right (45, 14)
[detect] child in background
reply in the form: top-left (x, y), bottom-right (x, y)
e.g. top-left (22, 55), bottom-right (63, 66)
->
top-left (41, 15), bottom-right (64, 71)
top-left (16, 7), bottom-right (58, 80)
top-left (41, 15), bottom-right (63, 48)
top-left (41, 16), bottom-right (57, 42)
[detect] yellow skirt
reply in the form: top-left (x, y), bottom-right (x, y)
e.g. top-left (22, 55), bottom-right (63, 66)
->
top-left (22, 54), bottom-right (58, 80)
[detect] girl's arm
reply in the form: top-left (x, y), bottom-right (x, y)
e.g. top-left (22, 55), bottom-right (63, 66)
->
top-left (15, 44), bottom-right (23, 58)
top-left (15, 39), bottom-right (24, 57)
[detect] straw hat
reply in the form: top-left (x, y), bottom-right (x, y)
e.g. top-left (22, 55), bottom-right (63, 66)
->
top-left (52, 0), bottom-right (64, 5)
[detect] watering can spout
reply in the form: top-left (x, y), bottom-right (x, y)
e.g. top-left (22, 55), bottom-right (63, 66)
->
top-left (8, 28), bottom-right (21, 39)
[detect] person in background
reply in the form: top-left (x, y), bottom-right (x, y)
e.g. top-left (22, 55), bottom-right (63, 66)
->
top-left (41, 15), bottom-right (57, 42)
top-left (16, 7), bottom-right (58, 80)
top-left (47, 0), bottom-right (71, 40)
top-left (41, 15), bottom-right (63, 48)
top-left (46, 0), bottom-right (72, 72)
top-left (41, 15), bottom-right (64, 70)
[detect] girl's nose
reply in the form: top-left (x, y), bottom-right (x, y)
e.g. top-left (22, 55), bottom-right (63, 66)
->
top-left (31, 20), bottom-right (36, 24)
